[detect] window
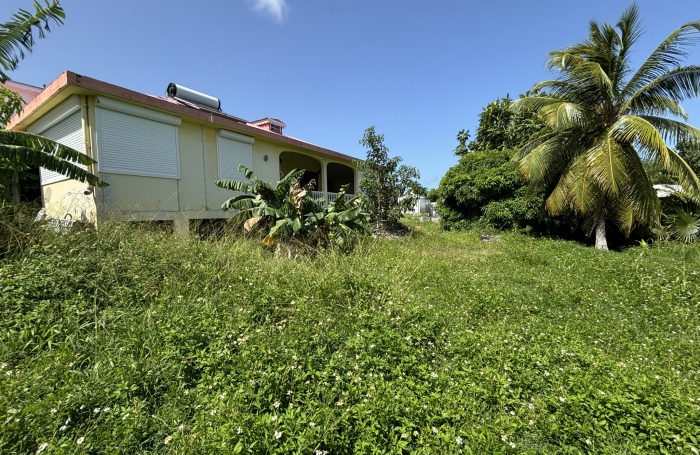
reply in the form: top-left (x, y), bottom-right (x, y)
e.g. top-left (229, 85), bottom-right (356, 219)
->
top-left (217, 130), bottom-right (254, 181)
top-left (94, 97), bottom-right (181, 179)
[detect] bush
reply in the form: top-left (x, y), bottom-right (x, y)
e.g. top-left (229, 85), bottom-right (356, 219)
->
top-left (437, 149), bottom-right (541, 230)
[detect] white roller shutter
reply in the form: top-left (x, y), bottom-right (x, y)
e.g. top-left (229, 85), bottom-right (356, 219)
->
top-left (217, 130), bottom-right (254, 181)
top-left (38, 111), bottom-right (85, 185)
top-left (95, 98), bottom-right (180, 179)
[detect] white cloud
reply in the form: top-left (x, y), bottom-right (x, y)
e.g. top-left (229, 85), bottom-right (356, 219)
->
top-left (246, 0), bottom-right (288, 22)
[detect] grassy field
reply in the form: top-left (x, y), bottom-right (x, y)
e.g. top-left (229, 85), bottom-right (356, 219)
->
top-left (1, 220), bottom-right (699, 454)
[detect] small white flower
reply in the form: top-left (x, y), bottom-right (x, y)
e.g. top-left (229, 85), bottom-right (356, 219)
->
top-left (274, 431), bottom-right (283, 440)
top-left (36, 442), bottom-right (48, 453)
top-left (273, 401), bottom-right (280, 409)
top-left (210, 409), bottom-right (217, 416)
top-left (76, 437), bottom-right (85, 445)
top-left (50, 408), bottom-right (57, 414)
top-left (309, 422), bottom-right (315, 427)
top-left (271, 415), bottom-right (277, 421)
top-left (93, 408), bottom-right (100, 414)
top-left (122, 413), bottom-right (130, 420)
top-left (501, 435), bottom-right (508, 442)
top-left (336, 400), bottom-right (344, 406)
top-left (432, 426), bottom-right (438, 434)
top-left (237, 427), bottom-right (243, 434)
top-left (287, 390), bottom-right (293, 396)
top-left (102, 407), bottom-right (110, 412)
top-left (456, 436), bottom-right (463, 445)
top-left (586, 439), bottom-right (592, 445)
top-left (60, 425), bottom-right (67, 431)
top-left (178, 424), bottom-right (185, 431)
top-left (509, 442), bottom-right (516, 449)
top-left (544, 371), bottom-right (550, 377)
top-left (430, 372), bottom-right (438, 378)
top-left (529, 420), bottom-right (534, 425)
top-left (559, 397), bottom-right (566, 402)
top-left (164, 436), bottom-right (172, 444)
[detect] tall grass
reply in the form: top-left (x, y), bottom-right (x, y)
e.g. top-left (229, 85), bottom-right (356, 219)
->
top-left (1, 219), bottom-right (699, 454)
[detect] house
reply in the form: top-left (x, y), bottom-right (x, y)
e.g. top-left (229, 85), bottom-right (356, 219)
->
top-left (6, 71), bottom-right (359, 235)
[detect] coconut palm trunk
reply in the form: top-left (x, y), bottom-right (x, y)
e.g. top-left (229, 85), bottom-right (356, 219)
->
top-left (594, 210), bottom-right (608, 251)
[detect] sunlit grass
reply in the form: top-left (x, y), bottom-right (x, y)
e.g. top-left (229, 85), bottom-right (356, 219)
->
top-left (1, 219), bottom-right (699, 454)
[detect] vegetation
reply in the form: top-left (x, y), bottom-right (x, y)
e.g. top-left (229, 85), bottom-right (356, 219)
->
top-left (1, 219), bottom-right (699, 454)
top-left (216, 164), bottom-right (368, 254)
top-left (512, 5), bottom-right (700, 250)
top-left (0, 0), bottom-right (104, 203)
top-left (0, 0), bottom-right (65, 83)
top-left (435, 95), bottom-right (548, 231)
top-left (355, 127), bottom-right (420, 229)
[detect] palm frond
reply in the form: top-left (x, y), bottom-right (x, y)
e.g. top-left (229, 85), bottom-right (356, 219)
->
top-left (637, 116), bottom-right (700, 147)
top-left (0, 0), bottom-right (65, 82)
top-left (624, 94), bottom-right (688, 120)
top-left (586, 132), bottom-right (629, 198)
top-left (624, 20), bottom-right (700, 98)
top-left (0, 130), bottom-right (95, 165)
top-left (623, 66), bottom-right (700, 108)
top-left (0, 144), bottom-right (105, 187)
top-left (611, 115), bottom-right (670, 166)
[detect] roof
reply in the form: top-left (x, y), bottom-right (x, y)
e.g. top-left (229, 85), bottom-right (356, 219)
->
top-left (8, 71), bottom-right (357, 163)
top-left (1, 80), bottom-right (43, 105)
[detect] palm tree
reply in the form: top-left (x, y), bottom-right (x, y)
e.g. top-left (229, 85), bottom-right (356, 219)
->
top-left (1, 1), bottom-right (104, 201)
top-left (512, 4), bottom-right (700, 250)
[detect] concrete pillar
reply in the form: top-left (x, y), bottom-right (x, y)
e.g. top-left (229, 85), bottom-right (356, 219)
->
top-left (173, 214), bottom-right (190, 238)
top-left (322, 160), bottom-right (329, 194)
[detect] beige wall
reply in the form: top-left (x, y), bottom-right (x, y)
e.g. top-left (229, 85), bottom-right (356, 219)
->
top-left (41, 179), bottom-right (97, 222)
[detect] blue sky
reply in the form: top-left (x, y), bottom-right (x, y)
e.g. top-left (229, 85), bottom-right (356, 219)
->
top-left (2, 0), bottom-right (700, 188)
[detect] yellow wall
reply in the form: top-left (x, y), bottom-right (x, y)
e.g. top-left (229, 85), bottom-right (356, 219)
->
top-left (41, 179), bottom-right (97, 222)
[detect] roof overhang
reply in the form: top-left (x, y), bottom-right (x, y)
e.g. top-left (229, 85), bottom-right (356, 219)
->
top-left (8, 71), bottom-right (357, 163)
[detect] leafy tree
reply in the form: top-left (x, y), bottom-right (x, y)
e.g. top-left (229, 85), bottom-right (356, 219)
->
top-left (468, 94), bottom-right (548, 153)
top-left (0, 1), bottom-right (104, 202)
top-left (0, 87), bottom-right (22, 126)
top-left (512, 5), bottom-right (700, 250)
top-left (436, 94), bottom-right (548, 231)
top-left (437, 148), bottom-right (542, 230)
top-left (1, 0), bottom-right (65, 83)
top-left (355, 127), bottom-right (420, 229)
top-left (216, 164), bottom-right (368, 253)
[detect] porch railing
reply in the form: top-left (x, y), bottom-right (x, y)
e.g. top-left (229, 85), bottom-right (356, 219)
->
top-left (311, 191), bottom-right (356, 205)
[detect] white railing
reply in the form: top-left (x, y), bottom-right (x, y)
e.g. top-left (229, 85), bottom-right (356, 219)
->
top-left (311, 191), bottom-right (355, 205)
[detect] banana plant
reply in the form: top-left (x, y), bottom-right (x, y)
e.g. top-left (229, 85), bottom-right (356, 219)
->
top-left (216, 164), bottom-right (368, 250)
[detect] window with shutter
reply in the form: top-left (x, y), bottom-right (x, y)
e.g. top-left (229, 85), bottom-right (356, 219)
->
top-left (94, 97), bottom-right (181, 179)
top-left (217, 130), bottom-right (254, 181)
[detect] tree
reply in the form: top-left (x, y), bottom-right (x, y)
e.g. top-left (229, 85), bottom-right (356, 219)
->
top-left (436, 94), bottom-right (548, 231)
top-left (355, 127), bottom-right (420, 229)
top-left (1, 0), bottom-right (65, 83)
top-left (512, 4), bottom-right (700, 250)
top-left (1, 1), bottom-right (104, 201)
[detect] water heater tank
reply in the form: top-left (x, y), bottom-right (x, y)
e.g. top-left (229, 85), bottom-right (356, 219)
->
top-left (166, 83), bottom-right (221, 111)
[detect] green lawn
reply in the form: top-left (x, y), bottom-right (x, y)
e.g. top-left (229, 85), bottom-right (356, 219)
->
top-left (1, 221), bottom-right (699, 454)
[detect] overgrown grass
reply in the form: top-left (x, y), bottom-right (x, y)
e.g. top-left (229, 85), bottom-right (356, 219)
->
top-left (1, 220), bottom-right (699, 454)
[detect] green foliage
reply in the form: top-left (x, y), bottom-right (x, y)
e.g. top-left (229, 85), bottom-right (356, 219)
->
top-left (0, 129), bottom-right (106, 199)
top-left (355, 127), bottom-right (421, 229)
top-left (437, 92), bottom-right (549, 232)
top-left (512, 5), bottom-right (700, 250)
top-left (468, 94), bottom-right (548, 153)
top-left (1, 220), bottom-right (700, 453)
top-left (216, 164), bottom-right (368, 253)
top-left (437, 148), bottom-right (542, 230)
top-left (0, 86), bottom-right (23, 126)
top-left (0, 0), bottom-right (65, 82)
